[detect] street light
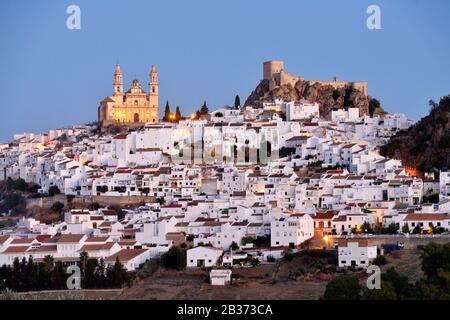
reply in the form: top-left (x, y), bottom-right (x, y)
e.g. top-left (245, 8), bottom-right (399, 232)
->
top-left (323, 235), bottom-right (329, 248)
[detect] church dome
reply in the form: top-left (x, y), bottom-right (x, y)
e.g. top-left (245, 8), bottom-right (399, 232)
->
top-left (126, 79), bottom-right (145, 94)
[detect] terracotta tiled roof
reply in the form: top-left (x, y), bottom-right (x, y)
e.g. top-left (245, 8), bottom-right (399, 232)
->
top-left (2, 246), bottom-right (30, 253)
top-left (85, 236), bottom-right (110, 243)
top-left (105, 249), bottom-right (148, 263)
top-left (10, 238), bottom-right (35, 244)
top-left (314, 211), bottom-right (337, 220)
top-left (57, 234), bottom-right (85, 243)
top-left (338, 239), bottom-right (372, 247)
top-left (80, 242), bottom-right (116, 251)
top-left (29, 245), bottom-right (57, 252)
top-left (0, 236), bottom-right (11, 245)
top-left (404, 213), bottom-right (447, 221)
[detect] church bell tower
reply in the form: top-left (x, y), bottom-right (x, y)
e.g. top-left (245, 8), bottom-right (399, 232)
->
top-left (114, 64), bottom-right (123, 95)
top-left (149, 64), bottom-right (159, 111)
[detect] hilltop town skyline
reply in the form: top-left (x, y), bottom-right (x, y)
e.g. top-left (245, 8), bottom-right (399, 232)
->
top-left (2, 0), bottom-right (450, 306)
top-left (1, 0), bottom-right (450, 142)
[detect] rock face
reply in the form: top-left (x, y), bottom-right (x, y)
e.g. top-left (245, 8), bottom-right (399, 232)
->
top-left (380, 94), bottom-right (450, 176)
top-left (244, 79), bottom-right (385, 117)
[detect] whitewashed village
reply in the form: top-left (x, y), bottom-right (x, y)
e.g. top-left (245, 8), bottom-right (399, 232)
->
top-left (1, 61), bottom-right (449, 296)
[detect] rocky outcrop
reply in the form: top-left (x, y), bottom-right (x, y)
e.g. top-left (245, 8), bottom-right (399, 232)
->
top-left (244, 79), bottom-right (385, 117)
top-left (380, 94), bottom-right (450, 176)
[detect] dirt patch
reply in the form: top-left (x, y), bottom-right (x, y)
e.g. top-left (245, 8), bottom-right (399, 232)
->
top-left (118, 257), bottom-right (330, 300)
top-left (380, 249), bottom-right (424, 281)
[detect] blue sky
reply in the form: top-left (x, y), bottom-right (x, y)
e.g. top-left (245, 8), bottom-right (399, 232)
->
top-left (0, 0), bottom-right (449, 142)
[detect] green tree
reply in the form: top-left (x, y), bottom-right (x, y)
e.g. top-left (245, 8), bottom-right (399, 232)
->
top-left (254, 235), bottom-right (270, 247)
top-left (382, 267), bottom-right (414, 299)
top-left (11, 258), bottom-right (21, 291)
top-left (13, 178), bottom-right (28, 191)
top-left (163, 101), bottom-right (171, 121)
top-left (162, 246), bottom-right (186, 270)
top-left (282, 249), bottom-right (294, 262)
top-left (368, 98), bottom-right (381, 117)
top-left (234, 94), bottom-right (241, 108)
top-left (322, 275), bottom-right (361, 300)
top-left (24, 256), bottom-right (38, 291)
top-left (51, 201), bottom-right (64, 213)
top-left (241, 236), bottom-right (255, 245)
top-left (79, 251), bottom-right (89, 277)
top-left (48, 185), bottom-right (61, 197)
top-left (1, 192), bottom-right (26, 214)
top-left (51, 261), bottom-right (66, 289)
top-left (230, 241), bottom-right (239, 251)
top-left (90, 202), bottom-right (101, 210)
top-left (362, 281), bottom-right (397, 300)
top-left (420, 243), bottom-right (450, 282)
top-left (412, 225), bottom-right (423, 234)
top-left (200, 101), bottom-right (209, 115)
top-left (96, 258), bottom-right (107, 288)
top-left (175, 105), bottom-right (182, 122)
top-left (28, 183), bottom-right (41, 193)
top-left (383, 223), bottom-right (399, 234)
top-left (361, 221), bottom-right (374, 234)
top-left (402, 223), bottom-right (410, 234)
top-left (39, 255), bottom-right (54, 290)
top-left (109, 257), bottom-right (128, 288)
top-left (413, 279), bottom-right (447, 299)
top-left (373, 255), bottom-right (387, 266)
top-left (83, 258), bottom-right (100, 289)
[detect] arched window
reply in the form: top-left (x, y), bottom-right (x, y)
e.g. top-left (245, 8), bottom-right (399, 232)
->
top-left (117, 86), bottom-right (120, 92)
top-left (134, 100), bottom-right (138, 105)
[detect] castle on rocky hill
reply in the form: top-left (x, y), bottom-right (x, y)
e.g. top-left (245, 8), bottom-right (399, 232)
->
top-left (263, 60), bottom-right (367, 96)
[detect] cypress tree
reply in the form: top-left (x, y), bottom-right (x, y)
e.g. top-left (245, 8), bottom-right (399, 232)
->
top-left (163, 101), bottom-right (171, 121)
top-left (175, 106), bottom-right (182, 121)
top-left (110, 257), bottom-right (127, 288)
top-left (200, 101), bottom-right (209, 115)
top-left (234, 94), bottom-right (241, 108)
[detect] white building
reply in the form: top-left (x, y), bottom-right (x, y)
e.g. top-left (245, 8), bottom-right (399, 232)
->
top-left (270, 214), bottom-right (314, 247)
top-left (338, 239), bottom-right (377, 268)
top-left (186, 246), bottom-right (223, 268)
top-left (283, 101), bottom-right (319, 121)
top-left (210, 269), bottom-right (232, 286)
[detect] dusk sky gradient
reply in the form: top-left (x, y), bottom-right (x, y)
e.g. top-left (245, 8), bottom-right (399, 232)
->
top-left (0, 0), bottom-right (449, 142)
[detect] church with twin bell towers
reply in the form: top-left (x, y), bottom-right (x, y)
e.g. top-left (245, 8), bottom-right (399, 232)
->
top-left (98, 64), bottom-right (159, 125)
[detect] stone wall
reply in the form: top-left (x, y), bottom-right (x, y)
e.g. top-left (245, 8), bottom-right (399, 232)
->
top-left (72, 195), bottom-right (156, 207)
top-left (330, 234), bottom-right (450, 249)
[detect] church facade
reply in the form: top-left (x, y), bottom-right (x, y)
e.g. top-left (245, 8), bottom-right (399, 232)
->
top-left (98, 64), bottom-right (159, 125)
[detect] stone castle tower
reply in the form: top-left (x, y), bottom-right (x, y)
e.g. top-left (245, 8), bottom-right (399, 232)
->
top-left (98, 64), bottom-right (159, 125)
top-left (263, 60), bottom-right (367, 96)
